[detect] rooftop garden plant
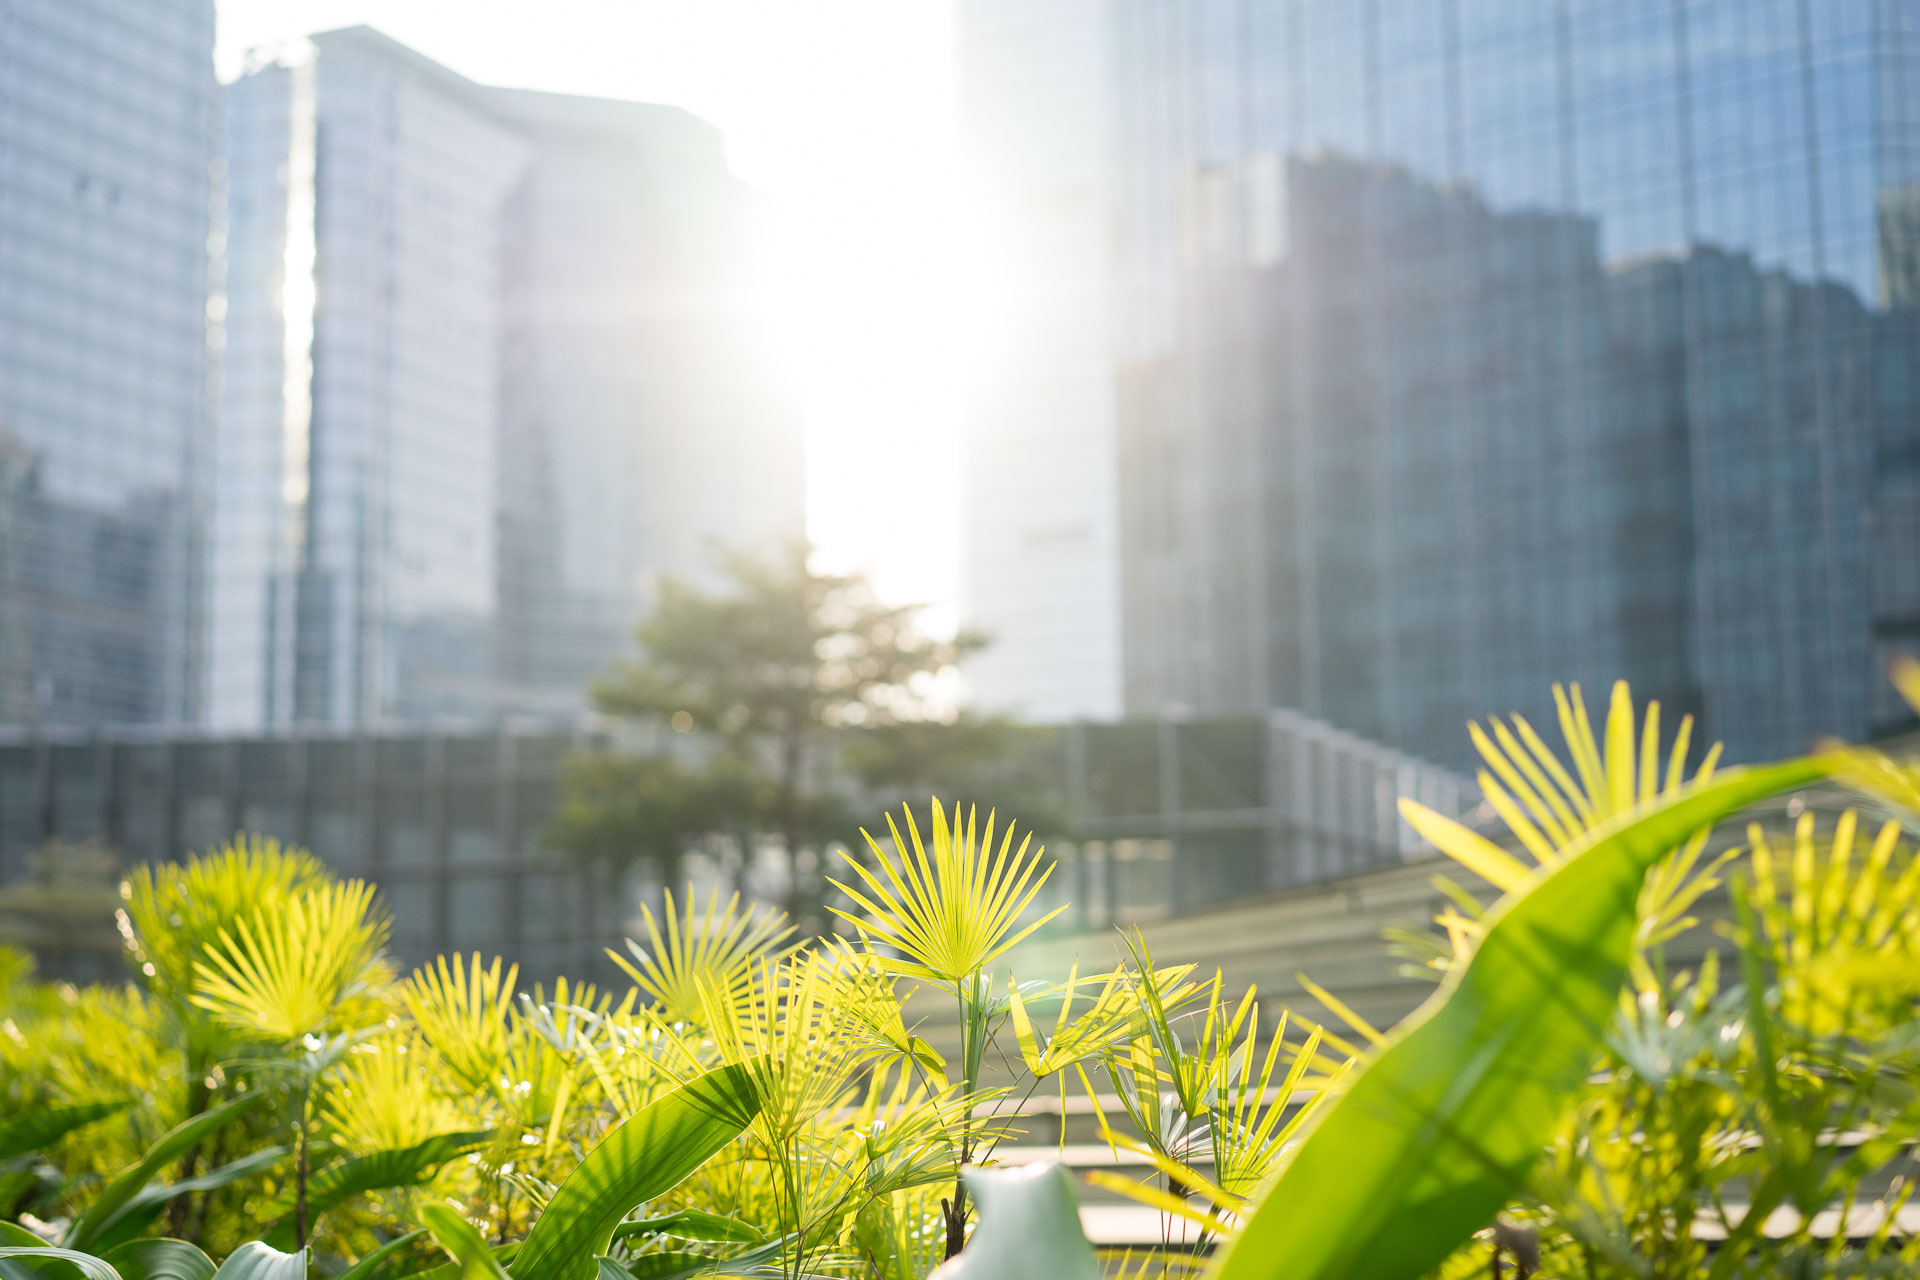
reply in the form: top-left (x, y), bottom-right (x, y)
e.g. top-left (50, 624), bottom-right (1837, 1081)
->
top-left (1, 676), bottom-right (1917, 1279)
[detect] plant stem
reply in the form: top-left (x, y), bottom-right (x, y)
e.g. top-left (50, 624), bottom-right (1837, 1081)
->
top-left (946, 975), bottom-right (982, 1259)
top-left (166, 1045), bottom-right (210, 1236)
top-left (294, 1079), bottom-right (311, 1249)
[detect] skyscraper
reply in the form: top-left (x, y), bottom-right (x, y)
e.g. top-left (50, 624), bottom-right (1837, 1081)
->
top-left (0, 0), bottom-right (218, 726)
top-left (492, 89), bottom-right (803, 717)
top-left (956, 0), bottom-right (1125, 721)
top-left (1107, 0), bottom-right (1920, 768)
top-left (211, 28), bottom-right (527, 730)
top-left (211, 27), bottom-right (803, 731)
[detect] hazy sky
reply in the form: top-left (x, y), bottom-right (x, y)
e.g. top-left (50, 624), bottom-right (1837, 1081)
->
top-left (215, 0), bottom-right (983, 625)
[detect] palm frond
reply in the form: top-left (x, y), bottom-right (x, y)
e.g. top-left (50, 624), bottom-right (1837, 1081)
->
top-left (121, 836), bottom-right (327, 999)
top-left (191, 878), bottom-right (390, 1042)
top-left (610, 889), bottom-right (795, 1025)
top-left (403, 954), bottom-right (518, 1096)
top-left (699, 949), bottom-right (878, 1146)
top-left (323, 1038), bottom-right (461, 1154)
top-left (828, 799), bottom-right (1064, 984)
top-left (1399, 680), bottom-right (1726, 977)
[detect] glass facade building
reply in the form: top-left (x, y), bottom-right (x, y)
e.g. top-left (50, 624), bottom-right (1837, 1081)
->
top-left (0, 708), bottom-right (1473, 982)
top-left (211, 29), bottom-right (529, 730)
top-left (957, 0), bottom-right (1128, 722)
top-left (1111, 0), bottom-right (1920, 768)
top-left (211, 29), bottom-right (803, 730)
top-left (0, 725), bottom-right (610, 983)
top-left (492, 89), bottom-right (804, 717)
top-left (0, 0), bottom-right (218, 727)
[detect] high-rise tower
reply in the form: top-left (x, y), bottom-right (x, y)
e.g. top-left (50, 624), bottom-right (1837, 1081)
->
top-left (956, 0), bottom-right (1125, 722)
top-left (0, 0), bottom-right (218, 726)
top-left (1108, 0), bottom-right (1920, 767)
top-left (212, 28), bottom-right (526, 729)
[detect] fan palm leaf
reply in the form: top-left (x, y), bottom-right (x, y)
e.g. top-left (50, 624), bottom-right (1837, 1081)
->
top-left (610, 889), bottom-right (794, 1026)
top-left (402, 955), bottom-right (518, 1097)
top-left (829, 800), bottom-right (1063, 985)
top-left (1399, 681), bottom-right (1727, 976)
top-left (191, 879), bottom-right (390, 1043)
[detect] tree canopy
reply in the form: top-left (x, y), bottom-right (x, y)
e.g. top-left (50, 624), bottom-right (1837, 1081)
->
top-left (548, 543), bottom-right (1063, 933)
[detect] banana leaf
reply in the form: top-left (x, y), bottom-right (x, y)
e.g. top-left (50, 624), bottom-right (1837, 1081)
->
top-left (0, 1223), bottom-right (86, 1280)
top-left (506, 1065), bottom-right (759, 1280)
top-left (1211, 757), bottom-right (1827, 1280)
top-left (422, 1206), bottom-right (509, 1280)
top-left (335, 1230), bottom-right (427, 1280)
top-left (609, 1213), bottom-right (757, 1245)
top-left (0, 1251), bottom-right (118, 1280)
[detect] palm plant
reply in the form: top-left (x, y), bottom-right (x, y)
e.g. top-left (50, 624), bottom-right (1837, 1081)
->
top-left (610, 889), bottom-right (796, 1027)
top-left (829, 801), bottom-right (1062, 1258)
top-left (188, 876), bottom-right (391, 1250)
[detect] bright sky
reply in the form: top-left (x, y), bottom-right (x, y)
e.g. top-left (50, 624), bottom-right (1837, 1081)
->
top-left (215, 0), bottom-right (987, 629)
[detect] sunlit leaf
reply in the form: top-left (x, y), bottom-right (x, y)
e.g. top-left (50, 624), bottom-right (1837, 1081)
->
top-left (1211, 756), bottom-right (1827, 1280)
top-left (506, 1063), bottom-right (760, 1280)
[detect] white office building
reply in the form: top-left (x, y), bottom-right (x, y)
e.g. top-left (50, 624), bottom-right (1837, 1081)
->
top-left (0, 0), bottom-right (218, 726)
top-left (956, 0), bottom-right (1123, 722)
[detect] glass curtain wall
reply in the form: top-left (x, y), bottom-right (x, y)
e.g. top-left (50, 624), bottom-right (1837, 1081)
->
top-left (1113, 0), bottom-right (1920, 768)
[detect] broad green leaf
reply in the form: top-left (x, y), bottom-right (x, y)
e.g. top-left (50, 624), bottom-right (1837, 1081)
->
top-left (262, 1132), bottom-right (493, 1249)
top-left (88, 1147), bottom-right (291, 1254)
top-left (1211, 757), bottom-right (1828, 1280)
top-left (596, 1259), bottom-right (709, 1280)
top-left (66, 1094), bottom-right (266, 1251)
top-left (0, 1225), bottom-right (87, 1280)
top-left (99, 1240), bottom-right (215, 1280)
top-left (609, 1213), bottom-right (758, 1244)
top-left (335, 1230), bottom-right (427, 1280)
top-left (0, 1103), bottom-right (130, 1164)
top-left (603, 1235), bottom-right (793, 1280)
top-left (507, 1064), bottom-right (759, 1280)
top-left (401, 1240), bottom-right (516, 1280)
top-left (0, 1251), bottom-right (120, 1280)
top-left (422, 1205), bottom-right (510, 1280)
top-left (925, 1164), bottom-right (1097, 1280)
top-left (207, 1243), bottom-right (304, 1280)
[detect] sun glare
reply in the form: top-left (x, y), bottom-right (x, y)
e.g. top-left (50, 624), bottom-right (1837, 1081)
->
top-left (216, 0), bottom-right (995, 625)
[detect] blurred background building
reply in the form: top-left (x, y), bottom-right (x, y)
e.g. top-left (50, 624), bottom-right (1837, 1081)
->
top-left (955, 0), bottom-right (1920, 770)
top-left (955, 0), bottom-right (1125, 722)
top-left (492, 88), bottom-right (803, 719)
top-left (208, 28), bottom-right (801, 731)
top-left (0, 704), bottom-right (1473, 982)
top-left (212, 28), bottom-right (528, 730)
top-left (0, 0), bottom-right (219, 728)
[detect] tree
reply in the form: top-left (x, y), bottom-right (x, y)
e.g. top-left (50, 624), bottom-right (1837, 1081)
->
top-left (551, 542), bottom-right (1028, 932)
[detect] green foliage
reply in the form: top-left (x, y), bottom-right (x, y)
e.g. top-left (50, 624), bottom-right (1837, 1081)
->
top-left (505, 1065), bottom-right (759, 1280)
top-left (7, 678), bottom-right (1920, 1280)
top-left (98, 1239), bottom-right (216, 1280)
top-left (65, 1096), bottom-right (270, 1252)
top-left (551, 543), bottom-right (1048, 931)
top-left (0, 1105), bottom-right (130, 1166)
top-left (1212, 755), bottom-right (1826, 1280)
